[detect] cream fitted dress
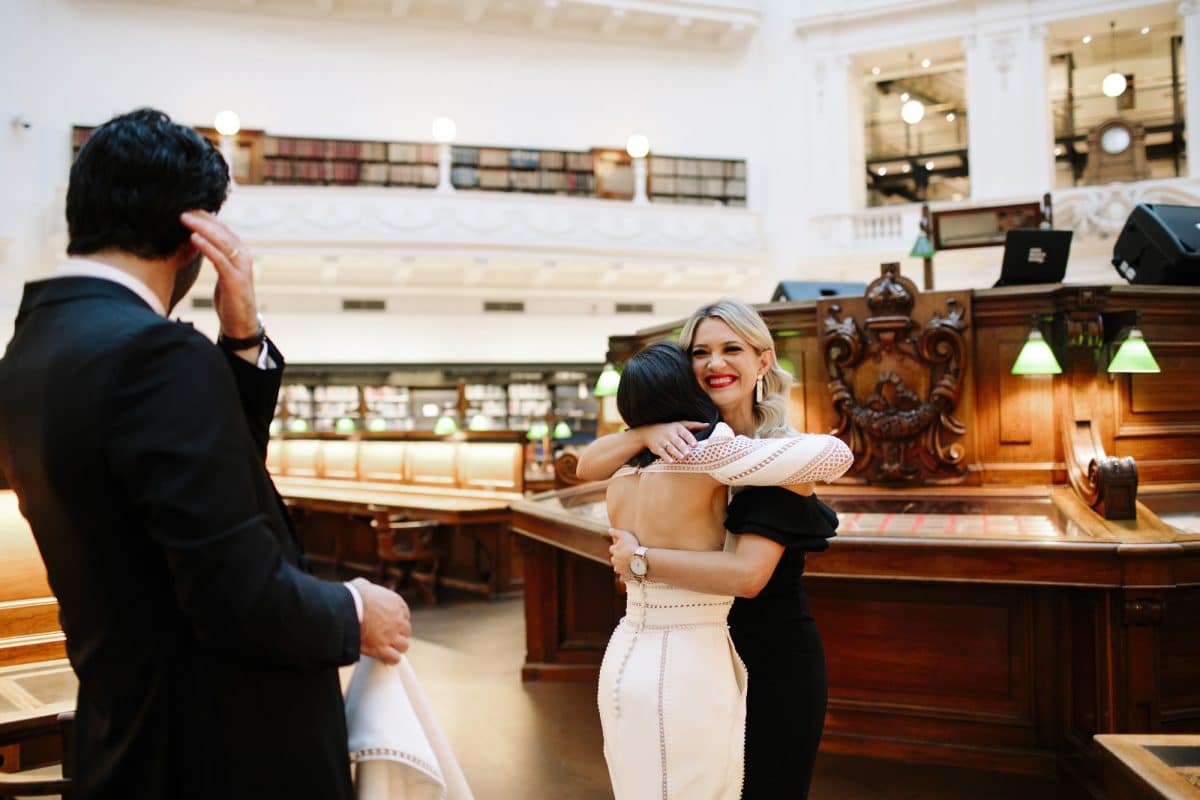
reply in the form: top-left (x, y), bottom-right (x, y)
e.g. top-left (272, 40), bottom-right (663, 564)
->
top-left (597, 424), bottom-right (854, 800)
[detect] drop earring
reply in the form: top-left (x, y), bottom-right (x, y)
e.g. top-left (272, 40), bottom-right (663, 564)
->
top-left (755, 375), bottom-right (764, 403)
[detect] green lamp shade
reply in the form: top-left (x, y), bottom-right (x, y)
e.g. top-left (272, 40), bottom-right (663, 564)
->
top-left (334, 417), bottom-right (356, 434)
top-left (468, 414), bottom-right (491, 431)
top-left (366, 418), bottom-right (388, 433)
top-left (776, 357), bottom-right (797, 378)
top-left (594, 364), bottom-right (621, 397)
top-left (910, 233), bottom-right (936, 259)
top-left (269, 418), bottom-right (283, 437)
top-left (286, 417), bottom-right (310, 433)
top-left (1011, 329), bottom-right (1062, 375)
top-left (433, 414), bottom-right (458, 435)
top-left (527, 421), bottom-right (550, 440)
top-left (1107, 329), bottom-right (1161, 373)
top-left (553, 421), bottom-right (573, 439)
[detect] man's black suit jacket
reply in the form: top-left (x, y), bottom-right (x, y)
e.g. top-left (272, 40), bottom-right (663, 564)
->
top-left (0, 277), bottom-right (360, 799)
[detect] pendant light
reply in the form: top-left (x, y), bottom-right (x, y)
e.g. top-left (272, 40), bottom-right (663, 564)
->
top-left (594, 363), bottom-right (621, 397)
top-left (1011, 328), bottom-right (1062, 375)
top-left (1102, 22), bottom-right (1127, 98)
top-left (900, 53), bottom-right (925, 125)
top-left (1106, 328), bottom-right (1160, 373)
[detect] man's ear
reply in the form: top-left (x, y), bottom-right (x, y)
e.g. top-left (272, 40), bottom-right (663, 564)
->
top-left (171, 238), bottom-right (199, 267)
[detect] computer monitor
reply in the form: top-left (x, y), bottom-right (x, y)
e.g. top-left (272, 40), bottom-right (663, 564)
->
top-left (1112, 203), bottom-right (1200, 285)
top-left (771, 281), bottom-right (867, 301)
top-left (993, 229), bottom-right (1072, 287)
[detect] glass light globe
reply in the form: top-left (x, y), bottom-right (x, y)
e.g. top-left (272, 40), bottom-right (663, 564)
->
top-left (626, 134), bottom-right (650, 159)
top-left (1102, 72), bottom-right (1127, 98)
top-left (214, 110), bottom-right (240, 137)
top-left (431, 116), bottom-right (457, 143)
top-left (901, 99), bottom-right (925, 125)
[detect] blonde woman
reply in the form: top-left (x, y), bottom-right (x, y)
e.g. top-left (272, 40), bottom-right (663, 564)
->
top-left (595, 341), bottom-right (850, 800)
top-left (578, 300), bottom-right (843, 800)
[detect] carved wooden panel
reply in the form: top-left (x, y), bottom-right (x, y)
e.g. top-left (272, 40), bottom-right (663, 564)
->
top-left (819, 265), bottom-right (973, 486)
top-left (815, 580), bottom-right (1031, 719)
top-left (1159, 589), bottom-right (1200, 730)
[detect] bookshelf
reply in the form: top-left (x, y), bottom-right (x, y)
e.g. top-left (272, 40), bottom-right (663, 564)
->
top-left (649, 155), bottom-right (747, 207)
top-left (274, 371), bottom-right (597, 439)
top-left (71, 126), bottom-right (742, 203)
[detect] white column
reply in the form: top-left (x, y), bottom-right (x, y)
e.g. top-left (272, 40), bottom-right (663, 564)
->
top-left (963, 24), bottom-right (1055, 200)
top-left (1181, 1), bottom-right (1200, 177)
top-left (805, 52), bottom-right (865, 214)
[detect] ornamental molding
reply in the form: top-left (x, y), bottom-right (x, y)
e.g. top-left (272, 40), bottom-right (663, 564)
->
top-left (1052, 178), bottom-right (1200, 239)
top-left (820, 264), bottom-right (970, 487)
top-left (221, 186), bottom-right (765, 262)
top-left (84, 0), bottom-right (760, 49)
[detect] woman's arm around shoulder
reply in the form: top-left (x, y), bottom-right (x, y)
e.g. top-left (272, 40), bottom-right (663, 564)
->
top-left (660, 430), bottom-right (854, 487)
top-left (575, 420), bottom-right (710, 480)
top-left (609, 528), bottom-right (783, 598)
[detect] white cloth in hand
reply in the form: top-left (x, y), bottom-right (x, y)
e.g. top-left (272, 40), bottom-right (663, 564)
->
top-left (345, 656), bottom-right (474, 800)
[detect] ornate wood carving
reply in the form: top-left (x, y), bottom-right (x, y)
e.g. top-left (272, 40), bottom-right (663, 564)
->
top-left (1123, 598), bottom-right (1163, 626)
top-left (1054, 292), bottom-right (1140, 521)
top-left (821, 264), bottom-right (970, 486)
top-left (553, 450), bottom-right (588, 489)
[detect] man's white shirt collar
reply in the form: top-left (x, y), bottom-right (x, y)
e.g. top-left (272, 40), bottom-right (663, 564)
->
top-left (56, 258), bottom-right (167, 317)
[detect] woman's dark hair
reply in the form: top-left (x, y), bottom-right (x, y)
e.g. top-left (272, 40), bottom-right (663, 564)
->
top-left (66, 108), bottom-right (230, 260)
top-left (616, 341), bottom-right (720, 468)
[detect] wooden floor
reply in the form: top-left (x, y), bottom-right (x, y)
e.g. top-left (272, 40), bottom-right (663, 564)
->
top-left (3, 595), bottom-right (1070, 799)
top-left (401, 595), bottom-right (1068, 800)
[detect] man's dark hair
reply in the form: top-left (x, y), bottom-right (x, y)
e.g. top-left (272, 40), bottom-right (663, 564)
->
top-left (616, 341), bottom-right (720, 468)
top-left (66, 108), bottom-right (229, 259)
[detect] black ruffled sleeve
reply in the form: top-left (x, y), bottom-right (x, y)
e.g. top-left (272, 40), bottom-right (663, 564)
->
top-left (725, 486), bottom-right (839, 552)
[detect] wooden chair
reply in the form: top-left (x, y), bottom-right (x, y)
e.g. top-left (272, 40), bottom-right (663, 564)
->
top-left (372, 514), bottom-right (441, 605)
top-left (0, 710), bottom-right (74, 799)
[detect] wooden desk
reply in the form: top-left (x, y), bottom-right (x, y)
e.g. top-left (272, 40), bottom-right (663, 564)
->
top-left (0, 494), bottom-right (65, 667)
top-left (511, 277), bottom-right (1200, 791)
top-left (275, 477), bottom-right (523, 598)
top-left (1096, 735), bottom-right (1200, 798)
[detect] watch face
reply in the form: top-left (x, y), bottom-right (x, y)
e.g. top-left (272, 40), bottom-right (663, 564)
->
top-left (630, 555), bottom-right (647, 577)
top-left (1101, 125), bottom-right (1132, 155)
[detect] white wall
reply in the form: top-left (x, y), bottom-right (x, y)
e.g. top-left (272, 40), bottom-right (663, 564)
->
top-left (0, 0), bottom-right (1185, 364)
top-left (1, 0), bottom-right (815, 361)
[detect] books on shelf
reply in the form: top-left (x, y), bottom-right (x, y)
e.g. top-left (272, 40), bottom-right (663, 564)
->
top-left (76, 123), bottom-right (747, 201)
top-left (479, 148), bottom-right (508, 168)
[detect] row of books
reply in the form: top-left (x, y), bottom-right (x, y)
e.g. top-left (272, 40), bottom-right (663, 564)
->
top-left (450, 167), bottom-right (596, 192)
top-left (651, 158), bottom-right (746, 179)
top-left (649, 176), bottom-right (747, 198)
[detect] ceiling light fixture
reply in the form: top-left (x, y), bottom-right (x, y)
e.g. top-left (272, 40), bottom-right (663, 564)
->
top-left (1102, 21), bottom-right (1127, 98)
top-left (871, 65), bottom-right (881, 75)
top-left (921, 58), bottom-right (931, 68)
top-left (1082, 34), bottom-right (1093, 44)
top-left (946, 111), bottom-right (956, 122)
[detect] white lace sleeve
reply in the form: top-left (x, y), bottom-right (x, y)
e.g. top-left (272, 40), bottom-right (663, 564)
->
top-left (638, 425), bottom-right (854, 486)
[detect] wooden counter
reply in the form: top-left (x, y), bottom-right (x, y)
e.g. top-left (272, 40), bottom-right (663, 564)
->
top-left (1095, 735), bottom-right (1200, 798)
top-left (510, 277), bottom-right (1200, 791)
top-left (0, 493), bottom-right (66, 667)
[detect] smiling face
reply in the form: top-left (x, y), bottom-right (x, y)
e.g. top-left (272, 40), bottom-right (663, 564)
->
top-left (688, 317), bottom-right (772, 420)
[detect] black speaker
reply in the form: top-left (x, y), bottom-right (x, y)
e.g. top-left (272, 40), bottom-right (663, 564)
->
top-left (1112, 203), bottom-right (1200, 285)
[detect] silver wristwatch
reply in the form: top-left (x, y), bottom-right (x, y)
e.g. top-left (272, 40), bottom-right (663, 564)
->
top-left (629, 546), bottom-right (649, 580)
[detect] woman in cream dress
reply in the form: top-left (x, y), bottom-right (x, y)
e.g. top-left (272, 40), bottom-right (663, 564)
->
top-left (597, 342), bottom-right (852, 800)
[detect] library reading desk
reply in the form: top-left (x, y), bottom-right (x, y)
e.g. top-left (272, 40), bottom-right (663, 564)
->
top-left (510, 268), bottom-right (1200, 793)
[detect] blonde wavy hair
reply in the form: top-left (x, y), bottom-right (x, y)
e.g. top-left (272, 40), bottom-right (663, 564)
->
top-left (679, 299), bottom-right (795, 439)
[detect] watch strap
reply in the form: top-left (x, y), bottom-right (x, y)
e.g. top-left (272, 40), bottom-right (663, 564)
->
top-left (218, 314), bottom-right (265, 351)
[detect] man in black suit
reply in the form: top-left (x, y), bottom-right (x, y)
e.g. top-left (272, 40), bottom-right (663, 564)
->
top-left (0, 108), bottom-right (412, 799)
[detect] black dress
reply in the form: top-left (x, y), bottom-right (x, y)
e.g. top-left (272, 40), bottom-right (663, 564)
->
top-left (725, 487), bottom-right (839, 800)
